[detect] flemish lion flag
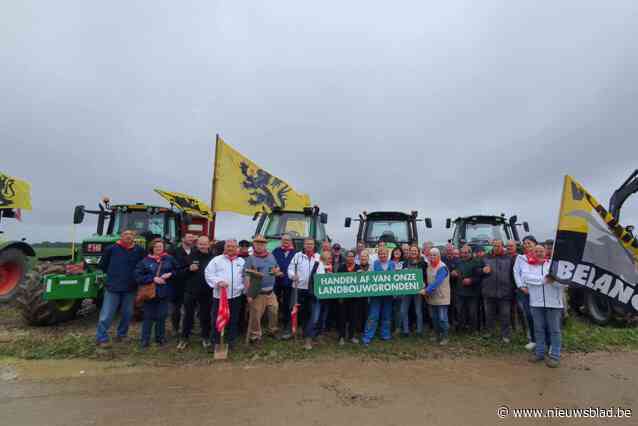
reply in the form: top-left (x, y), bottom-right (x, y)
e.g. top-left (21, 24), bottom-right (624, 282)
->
top-left (551, 175), bottom-right (638, 312)
top-left (0, 172), bottom-right (32, 211)
top-left (154, 189), bottom-right (211, 218)
top-left (213, 137), bottom-right (311, 215)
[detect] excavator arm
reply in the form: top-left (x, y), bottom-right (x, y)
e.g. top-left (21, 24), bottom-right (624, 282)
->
top-left (609, 169), bottom-right (638, 224)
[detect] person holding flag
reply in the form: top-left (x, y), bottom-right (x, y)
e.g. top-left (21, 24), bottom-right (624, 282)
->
top-left (205, 239), bottom-right (246, 352)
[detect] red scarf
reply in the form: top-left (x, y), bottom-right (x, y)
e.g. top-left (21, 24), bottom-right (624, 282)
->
top-left (116, 240), bottom-right (135, 250)
top-left (346, 264), bottom-right (356, 272)
top-left (303, 250), bottom-right (315, 258)
top-left (430, 258), bottom-right (441, 268)
top-left (526, 254), bottom-right (544, 265)
top-left (148, 252), bottom-right (167, 262)
top-left (254, 250), bottom-right (269, 258)
top-left (225, 254), bottom-right (238, 262)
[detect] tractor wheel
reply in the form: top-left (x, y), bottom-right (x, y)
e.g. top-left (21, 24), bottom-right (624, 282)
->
top-left (584, 292), bottom-right (612, 326)
top-left (16, 262), bottom-right (82, 326)
top-left (0, 248), bottom-right (28, 303)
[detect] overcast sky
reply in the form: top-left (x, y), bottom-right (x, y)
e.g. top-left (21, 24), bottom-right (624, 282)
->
top-left (2, 1), bottom-right (638, 247)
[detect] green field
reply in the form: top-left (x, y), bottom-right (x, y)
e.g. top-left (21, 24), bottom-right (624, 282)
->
top-left (34, 247), bottom-right (72, 258)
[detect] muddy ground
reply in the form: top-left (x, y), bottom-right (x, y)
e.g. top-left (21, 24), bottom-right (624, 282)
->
top-left (1, 351), bottom-right (637, 426)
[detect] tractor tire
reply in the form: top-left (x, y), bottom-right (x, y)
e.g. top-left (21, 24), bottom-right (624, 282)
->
top-left (0, 248), bottom-right (28, 303)
top-left (584, 292), bottom-right (612, 326)
top-left (15, 262), bottom-right (82, 326)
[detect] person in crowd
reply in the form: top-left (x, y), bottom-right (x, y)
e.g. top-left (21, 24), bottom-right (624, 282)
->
top-left (442, 243), bottom-right (455, 265)
top-left (177, 236), bottom-right (214, 351)
top-left (354, 240), bottom-right (366, 265)
top-left (170, 233), bottom-right (196, 336)
top-left (356, 250), bottom-right (372, 338)
top-left (135, 239), bottom-right (178, 348)
top-left (336, 250), bottom-right (365, 345)
top-left (444, 246), bottom-right (461, 329)
top-left (362, 248), bottom-right (395, 346)
top-left (422, 241), bottom-right (433, 260)
top-left (213, 240), bottom-right (226, 257)
top-left (543, 239), bottom-right (554, 259)
top-left (205, 239), bottom-right (246, 351)
top-left (422, 248), bottom-right (450, 345)
top-left (524, 244), bottom-right (566, 368)
top-left (390, 247), bottom-right (405, 335)
top-left (452, 245), bottom-right (483, 333)
top-left (288, 238), bottom-right (325, 350)
top-left (245, 235), bottom-right (281, 345)
top-left (331, 243), bottom-right (346, 271)
top-left (506, 240), bottom-right (518, 258)
top-left (481, 240), bottom-right (515, 343)
top-left (272, 234), bottom-right (297, 340)
top-left (475, 245), bottom-right (486, 260)
top-left (95, 230), bottom-right (145, 348)
top-left (238, 240), bottom-right (251, 258)
top-left (401, 243), bottom-right (411, 259)
top-left (514, 235), bottom-right (539, 351)
top-left (369, 240), bottom-right (385, 265)
top-left (321, 239), bottom-right (332, 253)
top-left (400, 246), bottom-right (428, 337)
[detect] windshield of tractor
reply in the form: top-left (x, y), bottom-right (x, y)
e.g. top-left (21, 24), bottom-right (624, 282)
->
top-left (463, 223), bottom-right (510, 243)
top-left (263, 213), bottom-right (312, 239)
top-left (112, 210), bottom-right (173, 238)
top-left (365, 220), bottom-right (410, 243)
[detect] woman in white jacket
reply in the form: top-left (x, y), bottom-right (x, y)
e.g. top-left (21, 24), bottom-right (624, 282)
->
top-left (519, 244), bottom-right (566, 368)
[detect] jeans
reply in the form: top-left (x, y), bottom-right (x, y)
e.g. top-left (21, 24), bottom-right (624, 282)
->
top-left (171, 283), bottom-right (185, 333)
top-left (141, 298), bottom-right (169, 345)
top-left (363, 296), bottom-right (393, 344)
top-left (96, 290), bottom-right (136, 344)
top-left (297, 290), bottom-right (322, 339)
top-left (456, 295), bottom-right (480, 332)
top-left (516, 291), bottom-right (535, 342)
top-left (393, 297), bottom-right (402, 332)
top-left (530, 307), bottom-right (562, 360)
top-left (400, 295), bottom-right (423, 335)
top-left (430, 305), bottom-right (449, 339)
top-left (275, 286), bottom-right (292, 331)
top-left (210, 296), bottom-right (243, 345)
top-left (181, 289), bottom-right (212, 340)
top-left (483, 297), bottom-right (512, 339)
top-left (336, 298), bottom-right (365, 339)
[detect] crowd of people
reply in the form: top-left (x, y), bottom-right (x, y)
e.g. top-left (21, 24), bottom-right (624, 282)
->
top-left (94, 230), bottom-right (565, 368)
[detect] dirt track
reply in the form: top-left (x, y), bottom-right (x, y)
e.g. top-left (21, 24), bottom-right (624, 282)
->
top-left (1, 351), bottom-right (637, 425)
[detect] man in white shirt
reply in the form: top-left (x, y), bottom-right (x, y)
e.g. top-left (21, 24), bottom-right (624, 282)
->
top-left (205, 239), bottom-right (245, 350)
top-left (288, 238), bottom-right (325, 350)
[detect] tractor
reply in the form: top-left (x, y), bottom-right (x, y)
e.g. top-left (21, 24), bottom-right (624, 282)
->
top-left (445, 214), bottom-right (530, 252)
top-left (252, 206), bottom-right (329, 251)
top-left (569, 170), bottom-right (638, 325)
top-left (16, 198), bottom-right (210, 326)
top-left (344, 211), bottom-right (432, 251)
top-left (0, 209), bottom-right (36, 304)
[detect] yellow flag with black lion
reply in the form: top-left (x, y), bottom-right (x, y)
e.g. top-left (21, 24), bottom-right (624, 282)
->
top-left (0, 172), bottom-right (32, 211)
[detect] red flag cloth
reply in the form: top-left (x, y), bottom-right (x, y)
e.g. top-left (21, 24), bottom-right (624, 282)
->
top-left (15, 209), bottom-right (22, 222)
top-left (216, 287), bottom-right (230, 333)
top-left (290, 303), bottom-right (300, 335)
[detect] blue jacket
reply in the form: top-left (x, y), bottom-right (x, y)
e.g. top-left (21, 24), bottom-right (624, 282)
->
top-left (373, 260), bottom-right (396, 272)
top-left (98, 243), bottom-right (145, 293)
top-left (134, 255), bottom-right (178, 300)
top-left (272, 247), bottom-right (297, 288)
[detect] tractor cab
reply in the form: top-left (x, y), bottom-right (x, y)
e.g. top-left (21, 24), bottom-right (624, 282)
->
top-left (344, 211), bottom-right (432, 250)
top-left (446, 214), bottom-right (529, 251)
top-left (253, 206), bottom-right (329, 251)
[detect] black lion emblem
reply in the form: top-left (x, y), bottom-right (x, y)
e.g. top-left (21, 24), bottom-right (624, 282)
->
top-left (240, 162), bottom-right (291, 209)
top-left (0, 174), bottom-right (16, 208)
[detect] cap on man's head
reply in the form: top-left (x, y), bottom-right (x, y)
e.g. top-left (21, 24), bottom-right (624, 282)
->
top-left (238, 240), bottom-right (251, 248)
top-left (332, 243), bottom-right (342, 250)
top-left (252, 235), bottom-right (267, 244)
top-left (472, 245), bottom-right (485, 254)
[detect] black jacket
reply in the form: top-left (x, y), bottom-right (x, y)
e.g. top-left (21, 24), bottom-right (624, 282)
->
top-left (182, 249), bottom-right (214, 296)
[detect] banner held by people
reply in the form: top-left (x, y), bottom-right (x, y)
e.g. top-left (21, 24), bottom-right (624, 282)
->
top-left (551, 175), bottom-right (638, 312)
top-left (211, 136), bottom-right (311, 216)
top-left (154, 189), bottom-right (211, 218)
top-left (315, 270), bottom-right (424, 300)
top-left (0, 171), bottom-right (32, 210)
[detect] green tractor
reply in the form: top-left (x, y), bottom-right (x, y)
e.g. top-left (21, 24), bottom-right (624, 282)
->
top-left (16, 199), bottom-right (211, 326)
top-left (0, 209), bottom-right (36, 304)
top-left (252, 206), bottom-right (329, 251)
top-left (344, 211), bottom-right (432, 251)
top-left (445, 214), bottom-right (530, 252)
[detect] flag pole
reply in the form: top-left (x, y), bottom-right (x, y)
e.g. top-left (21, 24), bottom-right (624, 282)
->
top-left (210, 134), bottom-right (221, 241)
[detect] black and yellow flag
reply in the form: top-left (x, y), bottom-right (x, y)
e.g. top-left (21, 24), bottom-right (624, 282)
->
top-left (551, 176), bottom-right (638, 312)
top-left (154, 189), bottom-right (211, 218)
top-left (212, 137), bottom-right (311, 215)
top-left (0, 172), bottom-right (32, 210)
